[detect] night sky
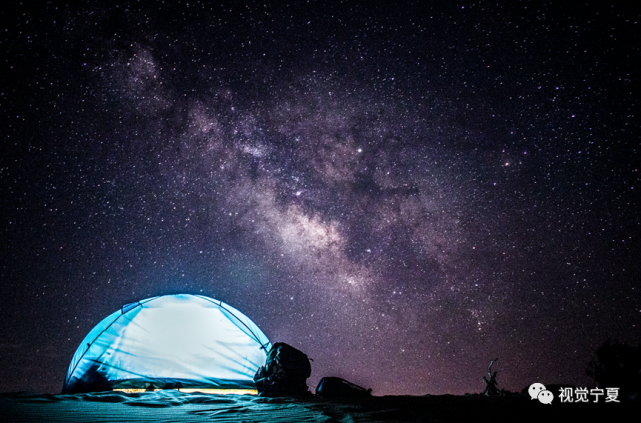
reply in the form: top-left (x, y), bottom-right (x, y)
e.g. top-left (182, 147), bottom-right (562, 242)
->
top-left (1, 1), bottom-right (639, 396)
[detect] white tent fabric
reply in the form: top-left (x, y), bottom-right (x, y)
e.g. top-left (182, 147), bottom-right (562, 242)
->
top-left (63, 294), bottom-right (271, 393)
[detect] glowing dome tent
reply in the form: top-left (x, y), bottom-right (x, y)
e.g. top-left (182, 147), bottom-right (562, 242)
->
top-left (63, 294), bottom-right (271, 394)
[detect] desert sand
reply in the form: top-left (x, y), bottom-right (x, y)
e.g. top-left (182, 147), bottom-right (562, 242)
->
top-left (0, 390), bottom-right (635, 422)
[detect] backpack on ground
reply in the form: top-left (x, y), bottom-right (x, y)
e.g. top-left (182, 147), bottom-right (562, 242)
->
top-left (253, 342), bottom-right (312, 397)
top-left (315, 377), bottom-right (372, 398)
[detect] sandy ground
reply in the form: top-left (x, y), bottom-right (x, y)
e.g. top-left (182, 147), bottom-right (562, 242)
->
top-left (0, 390), bottom-right (636, 422)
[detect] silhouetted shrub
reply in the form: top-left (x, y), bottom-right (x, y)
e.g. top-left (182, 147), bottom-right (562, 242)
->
top-left (587, 340), bottom-right (641, 399)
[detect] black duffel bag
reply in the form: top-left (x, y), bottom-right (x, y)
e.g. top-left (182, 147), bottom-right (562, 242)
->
top-left (316, 376), bottom-right (372, 398)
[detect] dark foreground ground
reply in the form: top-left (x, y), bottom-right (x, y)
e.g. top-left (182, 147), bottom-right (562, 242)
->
top-left (0, 390), bottom-right (637, 422)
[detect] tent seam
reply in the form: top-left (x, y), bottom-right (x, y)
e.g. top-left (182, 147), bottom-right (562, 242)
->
top-left (195, 295), bottom-right (270, 352)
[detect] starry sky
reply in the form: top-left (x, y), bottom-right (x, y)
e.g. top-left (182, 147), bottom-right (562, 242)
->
top-left (1, 1), bottom-right (639, 395)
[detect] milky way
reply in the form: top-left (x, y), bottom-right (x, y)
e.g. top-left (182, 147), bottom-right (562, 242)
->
top-left (1, 2), bottom-right (639, 395)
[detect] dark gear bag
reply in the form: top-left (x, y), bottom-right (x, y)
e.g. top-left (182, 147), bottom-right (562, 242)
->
top-left (254, 342), bottom-right (312, 397)
top-left (315, 377), bottom-right (372, 398)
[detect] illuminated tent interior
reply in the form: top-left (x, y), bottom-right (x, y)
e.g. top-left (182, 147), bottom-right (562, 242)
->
top-left (62, 294), bottom-right (271, 394)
